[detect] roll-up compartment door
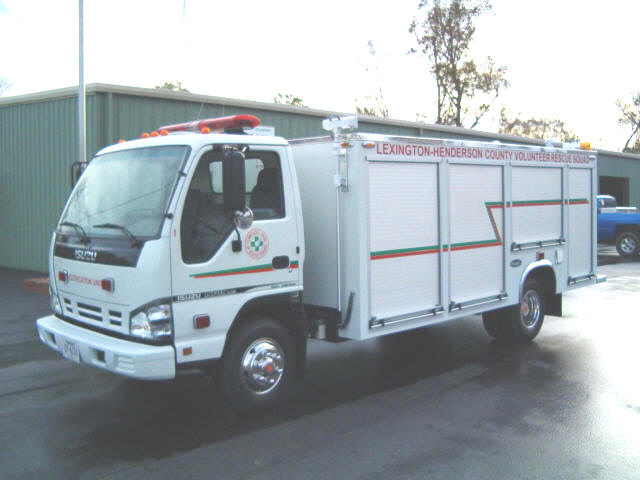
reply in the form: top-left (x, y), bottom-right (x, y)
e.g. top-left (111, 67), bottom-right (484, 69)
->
top-left (449, 164), bottom-right (504, 305)
top-left (368, 161), bottom-right (440, 320)
top-left (568, 168), bottom-right (593, 279)
top-left (512, 166), bottom-right (563, 245)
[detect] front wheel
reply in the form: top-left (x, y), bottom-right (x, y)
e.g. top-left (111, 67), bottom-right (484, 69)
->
top-left (222, 318), bottom-right (295, 410)
top-left (482, 279), bottom-right (545, 344)
top-left (615, 231), bottom-right (640, 257)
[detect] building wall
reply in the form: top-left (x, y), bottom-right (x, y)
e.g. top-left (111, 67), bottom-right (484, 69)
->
top-left (597, 151), bottom-right (640, 207)
top-left (1, 84), bottom-right (639, 272)
top-left (0, 96), bottom-right (78, 272)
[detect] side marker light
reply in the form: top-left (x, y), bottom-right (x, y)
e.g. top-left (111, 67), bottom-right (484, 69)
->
top-left (193, 314), bottom-right (210, 329)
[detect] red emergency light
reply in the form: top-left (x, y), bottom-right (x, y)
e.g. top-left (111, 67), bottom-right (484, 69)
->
top-left (158, 115), bottom-right (260, 134)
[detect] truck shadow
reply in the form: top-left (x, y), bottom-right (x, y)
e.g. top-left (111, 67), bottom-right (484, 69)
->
top-left (73, 316), bottom-right (549, 468)
top-left (598, 253), bottom-right (639, 266)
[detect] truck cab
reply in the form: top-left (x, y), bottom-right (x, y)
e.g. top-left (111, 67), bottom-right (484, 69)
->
top-left (37, 116), bottom-right (306, 408)
top-left (596, 194), bottom-right (640, 257)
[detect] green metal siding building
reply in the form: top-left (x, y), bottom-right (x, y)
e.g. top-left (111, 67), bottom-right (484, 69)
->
top-left (2, 83), bottom-right (639, 273)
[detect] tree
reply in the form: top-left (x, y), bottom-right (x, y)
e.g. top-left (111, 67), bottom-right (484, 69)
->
top-left (274, 93), bottom-right (306, 107)
top-left (155, 81), bottom-right (189, 92)
top-left (409, 0), bottom-right (508, 128)
top-left (354, 41), bottom-right (390, 119)
top-left (616, 92), bottom-right (640, 153)
top-left (498, 107), bottom-right (578, 142)
top-left (0, 76), bottom-right (11, 96)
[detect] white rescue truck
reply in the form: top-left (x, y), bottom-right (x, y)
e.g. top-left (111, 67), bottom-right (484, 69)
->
top-left (37, 114), bottom-right (604, 408)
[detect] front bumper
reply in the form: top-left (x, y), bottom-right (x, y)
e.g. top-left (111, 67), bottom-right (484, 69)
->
top-left (37, 315), bottom-right (176, 380)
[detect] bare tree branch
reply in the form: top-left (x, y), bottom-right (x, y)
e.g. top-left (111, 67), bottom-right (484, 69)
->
top-left (0, 76), bottom-right (11, 96)
top-left (498, 107), bottom-right (578, 142)
top-left (617, 93), bottom-right (640, 152)
top-left (410, 0), bottom-right (506, 128)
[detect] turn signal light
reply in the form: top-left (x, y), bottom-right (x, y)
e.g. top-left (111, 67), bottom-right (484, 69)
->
top-left (101, 278), bottom-right (115, 292)
top-left (58, 270), bottom-right (68, 283)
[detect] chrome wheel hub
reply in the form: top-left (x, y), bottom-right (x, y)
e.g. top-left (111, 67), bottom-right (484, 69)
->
top-left (241, 338), bottom-right (284, 395)
top-left (521, 289), bottom-right (541, 328)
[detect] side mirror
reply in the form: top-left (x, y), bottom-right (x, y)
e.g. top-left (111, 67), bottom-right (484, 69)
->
top-left (70, 161), bottom-right (87, 188)
top-left (234, 207), bottom-right (254, 230)
top-left (222, 149), bottom-right (246, 215)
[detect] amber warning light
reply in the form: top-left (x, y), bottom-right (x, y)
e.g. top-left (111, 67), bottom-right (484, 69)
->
top-left (158, 115), bottom-right (260, 134)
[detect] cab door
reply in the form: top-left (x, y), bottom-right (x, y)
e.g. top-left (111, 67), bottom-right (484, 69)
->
top-left (170, 145), bottom-right (301, 364)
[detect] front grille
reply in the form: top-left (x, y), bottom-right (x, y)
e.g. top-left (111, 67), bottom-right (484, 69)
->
top-left (62, 297), bottom-right (125, 332)
top-left (109, 310), bottom-right (122, 326)
top-left (77, 302), bottom-right (102, 321)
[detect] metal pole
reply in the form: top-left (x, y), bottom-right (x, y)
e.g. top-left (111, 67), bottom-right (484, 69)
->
top-left (78, 0), bottom-right (86, 165)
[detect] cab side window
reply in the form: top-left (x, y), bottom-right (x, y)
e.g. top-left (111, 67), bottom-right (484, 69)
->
top-left (181, 150), bottom-right (284, 264)
top-left (210, 151), bottom-right (284, 220)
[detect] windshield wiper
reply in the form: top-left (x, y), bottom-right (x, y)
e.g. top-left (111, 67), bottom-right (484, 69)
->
top-left (59, 222), bottom-right (90, 245)
top-left (93, 223), bottom-right (141, 246)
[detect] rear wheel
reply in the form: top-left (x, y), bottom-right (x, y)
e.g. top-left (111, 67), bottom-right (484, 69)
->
top-left (615, 231), bottom-right (640, 257)
top-left (222, 317), bottom-right (295, 410)
top-left (482, 279), bottom-right (545, 344)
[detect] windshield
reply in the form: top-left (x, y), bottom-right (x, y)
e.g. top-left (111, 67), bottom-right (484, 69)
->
top-left (60, 146), bottom-right (189, 239)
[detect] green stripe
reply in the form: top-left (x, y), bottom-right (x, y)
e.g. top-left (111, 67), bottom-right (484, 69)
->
top-left (512, 199), bottom-right (561, 205)
top-left (192, 263), bottom-right (272, 278)
top-left (450, 239), bottom-right (499, 248)
top-left (371, 245), bottom-right (439, 257)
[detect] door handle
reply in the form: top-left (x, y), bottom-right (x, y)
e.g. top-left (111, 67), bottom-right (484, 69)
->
top-left (272, 256), bottom-right (290, 269)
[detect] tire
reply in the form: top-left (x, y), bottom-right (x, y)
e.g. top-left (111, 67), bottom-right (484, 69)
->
top-left (482, 279), bottom-right (545, 344)
top-left (482, 310), bottom-right (512, 341)
top-left (615, 231), bottom-right (640, 257)
top-left (222, 317), bottom-right (295, 410)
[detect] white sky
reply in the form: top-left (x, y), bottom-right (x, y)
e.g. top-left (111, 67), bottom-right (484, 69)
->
top-left (0, 0), bottom-right (637, 151)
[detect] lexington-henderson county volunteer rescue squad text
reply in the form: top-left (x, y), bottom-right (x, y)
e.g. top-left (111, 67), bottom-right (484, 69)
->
top-left (375, 142), bottom-right (592, 165)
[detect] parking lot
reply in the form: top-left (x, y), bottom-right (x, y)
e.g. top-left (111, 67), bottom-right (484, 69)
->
top-left (1, 247), bottom-right (639, 479)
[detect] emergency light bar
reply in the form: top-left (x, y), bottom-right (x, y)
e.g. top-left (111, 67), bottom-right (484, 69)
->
top-left (158, 115), bottom-right (260, 134)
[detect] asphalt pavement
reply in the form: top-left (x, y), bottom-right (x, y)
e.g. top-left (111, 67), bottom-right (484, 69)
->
top-left (1, 249), bottom-right (639, 479)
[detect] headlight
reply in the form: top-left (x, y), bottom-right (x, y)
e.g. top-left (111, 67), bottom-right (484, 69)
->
top-left (130, 302), bottom-right (172, 339)
top-left (49, 286), bottom-right (63, 316)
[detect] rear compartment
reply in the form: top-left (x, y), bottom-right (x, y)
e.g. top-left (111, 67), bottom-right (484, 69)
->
top-left (292, 134), bottom-right (598, 341)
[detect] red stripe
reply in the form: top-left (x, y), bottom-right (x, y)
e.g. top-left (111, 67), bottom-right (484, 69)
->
top-left (450, 241), bottom-right (501, 252)
top-left (196, 267), bottom-right (273, 279)
top-left (513, 201), bottom-right (562, 207)
top-left (371, 249), bottom-right (439, 260)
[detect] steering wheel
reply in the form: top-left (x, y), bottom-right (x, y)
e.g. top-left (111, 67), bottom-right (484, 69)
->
top-left (183, 213), bottom-right (223, 234)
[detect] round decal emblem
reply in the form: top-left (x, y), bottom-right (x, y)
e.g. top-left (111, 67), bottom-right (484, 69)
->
top-left (245, 228), bottom-right (269, 260)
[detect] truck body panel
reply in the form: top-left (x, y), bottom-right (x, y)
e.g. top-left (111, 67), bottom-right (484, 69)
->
top-left (291, 134), bottom-right (598, 340)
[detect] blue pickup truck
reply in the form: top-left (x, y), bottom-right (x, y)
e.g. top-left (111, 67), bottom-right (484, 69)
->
top-left (597, 195), bottom-right (640, 257)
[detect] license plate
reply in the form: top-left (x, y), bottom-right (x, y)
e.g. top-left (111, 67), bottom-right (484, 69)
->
top-left (61, 339), bottom-right (80, 363)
